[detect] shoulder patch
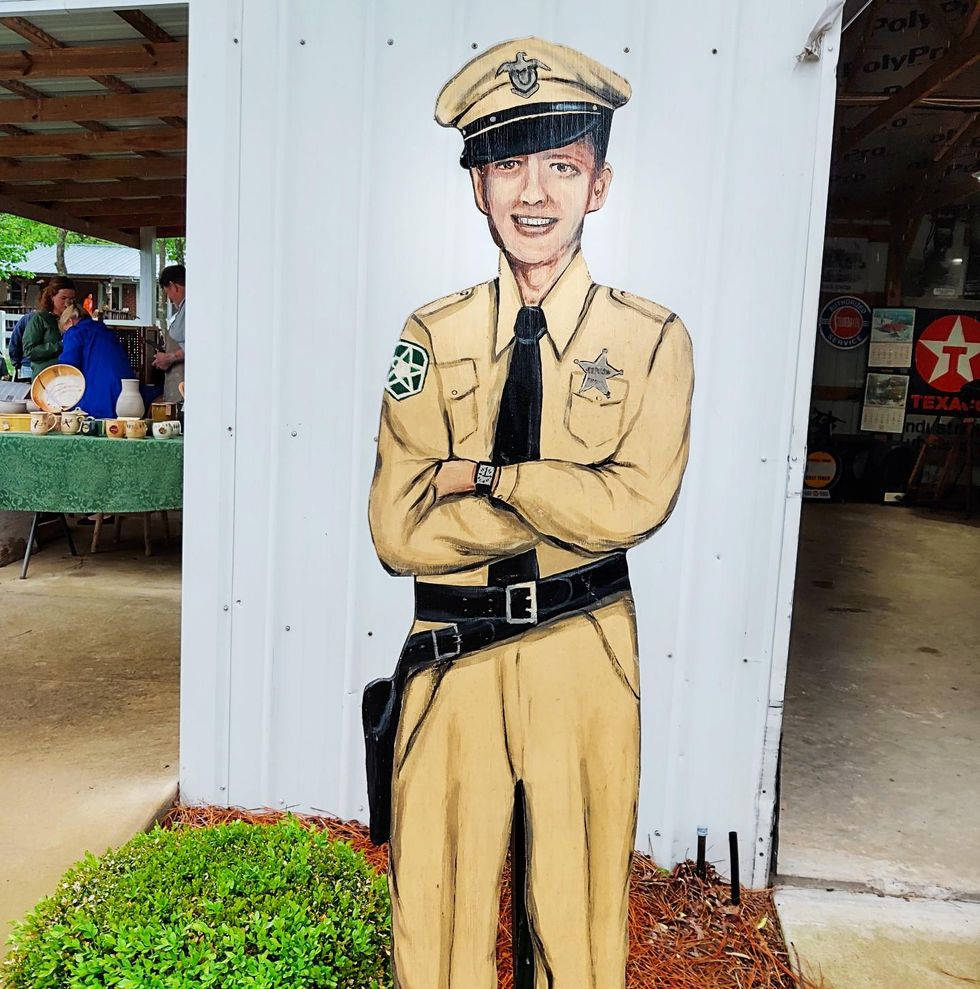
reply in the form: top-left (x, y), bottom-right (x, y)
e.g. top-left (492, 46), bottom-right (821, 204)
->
top-left (385, 340), bottom-right (429, 401)
top-left (608, 288), bottom-right (674, 323)
top-left (413, 285), bottom-right (478, 320)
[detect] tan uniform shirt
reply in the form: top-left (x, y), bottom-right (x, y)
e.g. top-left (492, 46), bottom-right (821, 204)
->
top-left (369, 251), bottom-right (694, 585)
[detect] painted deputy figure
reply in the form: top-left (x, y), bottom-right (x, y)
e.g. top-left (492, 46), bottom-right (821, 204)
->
top-left (366, 37), bottom-right (694, 989)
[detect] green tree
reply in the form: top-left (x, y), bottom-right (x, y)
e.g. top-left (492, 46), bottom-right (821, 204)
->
top-left (0, 214), bottom-right (114, 278)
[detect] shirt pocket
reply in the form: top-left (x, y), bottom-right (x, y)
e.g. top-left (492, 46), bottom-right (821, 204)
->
top-left (565, 376), bottom-right (629, 449)
top-left (438, 358), bottom-right (479, 444)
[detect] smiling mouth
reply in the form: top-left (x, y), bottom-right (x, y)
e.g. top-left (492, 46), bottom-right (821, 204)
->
top-left (513, 215), bottom-right (557, 230)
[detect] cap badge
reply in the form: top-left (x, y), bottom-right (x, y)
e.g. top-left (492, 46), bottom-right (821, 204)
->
top-left (496, 51), bottom-right (551, 98)
top-left (574, 349), bottom-right (623, 398)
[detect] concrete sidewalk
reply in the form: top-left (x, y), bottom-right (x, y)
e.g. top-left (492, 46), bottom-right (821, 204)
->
top-left (0, 522), bottom-right (180, 961)
top-left (777, 886), bottom-right (980, 988)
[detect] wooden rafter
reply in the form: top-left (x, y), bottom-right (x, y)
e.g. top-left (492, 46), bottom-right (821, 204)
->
top-left (0, 190), bottom-right (136, 246)
top-left (84, 211), bottom-right (184, 230)
top-left (68, 194), bottom-right (184, 217)
top-left (964, 2), bottom-right (980, 38)
top-left (0, 90), bottom-right (187, 125)
top-left (0, 42), bottom-right (187, 80)
top-left (115, 9), bottom-right (175, 44)
top-left (933, 113), bottom-right (980, 162)
top-left (0, 126), bottom-right (184, 155)
top-left (844, 0), bottom-right (886, 93)
top-left (0, 155), bottom-right (184, 181)
top-left (0, 17), bottom-right (137, 101)
top-left (839, 30), bottom-right (980, 152)
top-left (7, 177), bottom-right (184, 202)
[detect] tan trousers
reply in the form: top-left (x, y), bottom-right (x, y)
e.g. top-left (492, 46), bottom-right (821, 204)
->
top-left (389, 595), bottom-right (640, 989)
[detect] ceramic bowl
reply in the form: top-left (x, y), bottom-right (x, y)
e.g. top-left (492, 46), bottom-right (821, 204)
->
top-left (31, 364), bottom-right (85, 413)
top-left (0, 400), bottom-right (27, 414)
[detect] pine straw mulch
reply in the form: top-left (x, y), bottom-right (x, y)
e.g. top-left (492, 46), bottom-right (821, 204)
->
top-left (162, 804), bottom-right (824, 989)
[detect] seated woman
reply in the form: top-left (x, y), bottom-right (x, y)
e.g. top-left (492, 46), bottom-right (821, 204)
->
top-left (58, 304), bottom-right (137, 419)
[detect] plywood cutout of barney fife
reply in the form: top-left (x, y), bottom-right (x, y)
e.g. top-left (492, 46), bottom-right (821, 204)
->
top-left (364, 37), bottom-right (694, 989)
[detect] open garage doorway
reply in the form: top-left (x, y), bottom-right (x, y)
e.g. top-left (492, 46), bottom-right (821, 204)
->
top-left (775, 0), bottom-right (980, 902)
top-left (0, 2), bottom-right (187, 958)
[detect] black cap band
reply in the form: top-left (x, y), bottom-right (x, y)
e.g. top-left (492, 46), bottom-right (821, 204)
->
top-left (459, 101), bottom-right (612, 168)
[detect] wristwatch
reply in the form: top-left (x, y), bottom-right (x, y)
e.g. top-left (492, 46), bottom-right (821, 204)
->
top-left (474, 461), bottom-right (498, 497)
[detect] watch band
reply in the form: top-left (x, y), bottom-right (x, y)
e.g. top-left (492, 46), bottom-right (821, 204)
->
top-left (474, 461), bottom-right (498, 497)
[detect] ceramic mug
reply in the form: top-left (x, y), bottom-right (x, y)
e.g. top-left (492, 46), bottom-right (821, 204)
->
top-left (152, 421), bottom-right (181, 440)
top-left (105, 418), bottom-right (127, 440)
top-left (30, 411), bottom-right (59, 435)
top-left (60, 411), bottom-right (85, 434)
top-left (80, 417), bottom-right (103, 437)
top-left (124, 418), bottom-right (149, 440)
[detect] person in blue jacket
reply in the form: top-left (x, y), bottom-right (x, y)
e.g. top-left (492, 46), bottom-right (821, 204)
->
top-left (58, 303), bottom-right (136, 419)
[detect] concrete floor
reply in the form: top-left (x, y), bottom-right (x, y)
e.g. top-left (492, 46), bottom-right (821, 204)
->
top-left (779, 503), bottom-right (980, 897)
top-left (0, 522), bottom-right (180, 960)
top-left (776, 887), bottom-right (980, 989)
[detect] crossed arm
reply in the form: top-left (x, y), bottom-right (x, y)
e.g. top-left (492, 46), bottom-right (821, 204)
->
top-left (368, 315), bottom-right (693, 575)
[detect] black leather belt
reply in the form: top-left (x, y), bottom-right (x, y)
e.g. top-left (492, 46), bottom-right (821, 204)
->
top-left (362, 554), bottom-right (631, 844)
top-left (413, 551), bottom-right (629, 638)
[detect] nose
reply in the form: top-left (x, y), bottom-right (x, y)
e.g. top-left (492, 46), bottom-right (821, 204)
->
top-left (519, 158), bottom-right (546, 206)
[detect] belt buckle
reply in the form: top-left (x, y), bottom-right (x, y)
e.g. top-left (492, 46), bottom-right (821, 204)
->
top-left (431, 623), bottom-right (461, 661)
top-left (505, 581), bottom-right (538, 625)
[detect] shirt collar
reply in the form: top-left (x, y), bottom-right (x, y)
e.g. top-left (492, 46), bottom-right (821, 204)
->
top-left (493, 249), bottom-right (594, 359)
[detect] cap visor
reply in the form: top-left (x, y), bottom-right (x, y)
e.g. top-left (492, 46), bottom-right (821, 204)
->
top-left (460, 107), bottom-right (611, 168)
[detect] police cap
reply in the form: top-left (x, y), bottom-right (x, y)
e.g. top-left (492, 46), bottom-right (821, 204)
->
top-left (435, 37), bottom-right (631, 169)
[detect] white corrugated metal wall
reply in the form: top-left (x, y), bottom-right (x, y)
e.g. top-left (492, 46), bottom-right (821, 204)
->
top-left (181, 0), bottom-right (841, 885)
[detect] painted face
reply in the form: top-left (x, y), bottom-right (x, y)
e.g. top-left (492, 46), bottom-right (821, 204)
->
top-left (471, 138), bottom-right (612, 267)
top-left (51, 288), bottom-right (76, 315)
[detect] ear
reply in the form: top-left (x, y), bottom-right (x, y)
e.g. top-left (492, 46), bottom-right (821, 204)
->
top-left (470, 167), bottom-right (490, 216)
top-left (586, 162), bottom-right (613, 215)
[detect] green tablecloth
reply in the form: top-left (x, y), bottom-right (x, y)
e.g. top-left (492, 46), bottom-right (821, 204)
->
top-left (0, 433), bottom-right (183, 513)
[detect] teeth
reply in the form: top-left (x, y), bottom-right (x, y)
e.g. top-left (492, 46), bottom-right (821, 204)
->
top-left (516, 216), bottom-right (554, 227)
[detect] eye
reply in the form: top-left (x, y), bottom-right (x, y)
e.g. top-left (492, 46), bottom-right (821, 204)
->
top-left (551, 161), bottom-right (580, 175)
top-left (493, 159), bottom-right (520, 171)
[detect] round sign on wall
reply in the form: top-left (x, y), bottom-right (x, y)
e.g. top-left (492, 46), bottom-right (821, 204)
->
top-left (819, 296), bottom-right (871, 350)
top-left (913, 314), bottom-right (980, 394)
top-left (804, 450), bottom-right (840, 490)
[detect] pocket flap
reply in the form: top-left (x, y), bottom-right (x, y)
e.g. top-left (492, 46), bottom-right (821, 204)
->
top-left (570, 375), bottom-right (629, 407)
top-left (438, 358), bottom-right (478, 399)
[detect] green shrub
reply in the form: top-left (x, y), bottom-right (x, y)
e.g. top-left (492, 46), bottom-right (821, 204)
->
top-left (2, 817), bottom-right (391, 989)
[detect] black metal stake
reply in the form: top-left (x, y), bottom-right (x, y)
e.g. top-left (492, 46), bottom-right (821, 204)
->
top-left (696, 827), bottom-right (707, 879)
top-left (729, 831), bottom-right (740, 906)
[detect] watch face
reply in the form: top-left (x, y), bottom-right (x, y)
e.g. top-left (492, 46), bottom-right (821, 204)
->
top-left (476, 464), bottom-right (495, 485)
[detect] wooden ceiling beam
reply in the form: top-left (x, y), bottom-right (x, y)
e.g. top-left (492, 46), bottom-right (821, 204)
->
top-left (0, 89), bottom-right (187, 125)
top-left (964, 2), bottom-right (980, 38)
top-left (838, 30), bottom-right (980, 152)
top-left (86, 210), bottom-right (184, 229)
top-left (6, 177), bottom-right (184, 201)
top-left (933, 113), bottom-right (980, 162)
top-left (0, 42), bottom-right (187, 81)
top-left (154, 225), bottom-right (184, 237)
top-left (0, 190), bottom-right (137, 246)
top-left (68, 194), bottom-right (184, 217)
top-left (115, 10), bottom-right (175, 44)
top-left (0, 155), bottom-right (184, 181)
top-left (0, 125), bottom-right (184, 155)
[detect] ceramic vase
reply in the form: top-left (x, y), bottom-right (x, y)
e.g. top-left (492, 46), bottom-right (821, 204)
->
top-left (115, 379), bottom-right (145, 419)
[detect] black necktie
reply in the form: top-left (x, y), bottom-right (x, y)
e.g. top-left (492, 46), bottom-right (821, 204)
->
top-left (487, 305), bottom-right (546, 989)
top-left (488, 306), bottom-right (546, 587)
